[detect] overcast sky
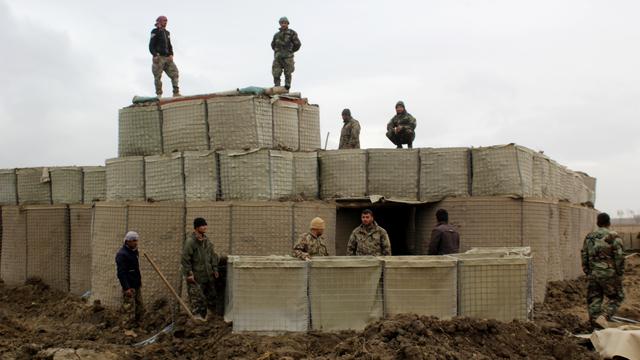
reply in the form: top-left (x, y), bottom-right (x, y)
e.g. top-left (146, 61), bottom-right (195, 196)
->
top-left (1, 0), bottom-right (638, 215)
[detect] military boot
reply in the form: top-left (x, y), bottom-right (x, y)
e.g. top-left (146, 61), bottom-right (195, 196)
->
top-left (284, 75), bottom-right (292, 90)
top-left (173, 86), bottom-right (181, 97)
top-left (274, 77), bottom-right (281, 87)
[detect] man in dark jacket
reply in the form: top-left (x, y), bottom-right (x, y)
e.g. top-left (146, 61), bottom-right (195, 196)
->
top-left (182, 218), bottom-right (219, 320)
top-left (115, 231), bottom-right (144, 328)
top-left (428, 209), bottom-right (460, 255)
top-left (149, 15), bottom-right (180, 97)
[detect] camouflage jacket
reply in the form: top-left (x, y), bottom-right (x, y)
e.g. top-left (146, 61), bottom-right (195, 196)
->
top-left (181, 232), bottom-right (219, 283)
top-left (271, 28), bottom-right (301, 58)
top-left (347, 222), bottom-right (392, 256)
top-left (387, 112), bottom-right (416, 132)
top-left (339, 118), bottom-right (361, 149)
top-left (581, 227), bottom-right (625, 278)
top-left (293, 232), bottom-right (329, 260)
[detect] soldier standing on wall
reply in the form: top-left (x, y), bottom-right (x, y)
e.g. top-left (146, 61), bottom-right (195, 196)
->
top-left (347, 209), bottom-right (392, 256)
top-left (115, 231), bottom-right (144, 329)
top-left (293, 217), bottom-right (330, 260)
top-left (182, 218), bottom-right (219, 320)
top-left (386, 101), bottom-right (416, 148)
top-left (149, 15), bottom-right (181, 97)
top-left (271, 17), bottom-right (301, 90)
top-left (338, 109), bottom-right (361, 149)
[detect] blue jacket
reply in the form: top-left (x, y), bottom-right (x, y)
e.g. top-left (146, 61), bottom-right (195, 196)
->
top-left (115, 245), bottom-right (142, 290)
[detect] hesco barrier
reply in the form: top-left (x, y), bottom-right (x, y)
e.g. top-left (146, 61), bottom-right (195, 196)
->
top-left (25, 205), bottom-right (69, 292)
top-left (381, 256), bottom-right (457, 318)
top-left (532, 153), bottom-right (551, 198)
top-left (69, 204), bottom-right (92, 295)
top-left (50, 167), bottom-right (83, 204)
top-left (161, 99), bottom-right (209, 153)
top-left (419, 147), bottom-right (470, 202)
top-left (298, 104), bottom-right (321, 151)
top-left (226, 256), bottom-right (308, 332)
top-left (145, 154), bottom-right (185, 202)
top-left (522, 199), bottom-right (551, 302)
top-left (17, 168), bottom-right (51, 205)
top-left (231, 202), bottom-right (293, 255)
top-left (118, 104), bottom-right (163, 157)
top-left (185, 202), bottom-right (231, 255)
top-left (106, 157), bottom-right (145, 201)
top-left (219, 149), bottom-right (293, 200)
top-left (292, 152), bottom-right (318, 199)
top-left (272, 100), bottom-right (300, 150)
top-left (83, 166), bottom-right (106, 204)
top-left (309, 257), bottom-right (383, 331)
top-left (0, 206), bottom-right (27, 285)
top-left (367, 149), bottom-right (419, 201)
top-left (293, 202), bottom-right (337, 256)
top-left (471, 144), bottom-right (534, 198)
top-left (183, 151), bottom-right (218, 201)
top-left (0, 169), bottom-right (17, 205)
top-left (207, 96), bottom-right (273, 150)
top-left (319, 149), bottom-right (367, 199)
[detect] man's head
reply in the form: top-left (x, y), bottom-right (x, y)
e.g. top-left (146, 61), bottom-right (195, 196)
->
top-left (310, 217), bottom-right (325, 236)
top-left (395, 101), bottom-right (406, 115)
top-left (597, 212), bottom-right (611, 228)
top-left (124, 231), bottom-right (139, 250)
top-left (279, 16), bottom-right (289, 29)
top-left (341, 108), bottom-right (351, 121)
top-left (194, 217), bottom-right (208, 234)
top-left (361, 209), bottom-right (374, 226)
top-left (156, 16), bottom-right (168, 28)
top-left (436, 209), bottom-right (449, 223)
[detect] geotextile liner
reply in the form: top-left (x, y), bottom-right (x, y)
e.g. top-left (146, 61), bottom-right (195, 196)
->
top-left (50, 167), bottom-right (83, 204)
top-left (25, 205), bottom-right (69, 292)
top-left (0, 169), bottom-right (18, 205)
top-left (367, 149), bottom-right (419, 201)
top-left (522, 199), bottom-right (552, 302)
top-left (83, 166), bottom-right (106, 203)
top-left (419, 147), bottom-right (470, 202)
top-left (161, 99), bottom-right (209, 153)
top-left (532, 153), bottom-right (552, 198)
top-left (0, 206), bottom-right (27, 285)
top-left (272, 100), bottom-right (300, 150)
top-left (185, 202), bottom-right (231, 255)
top-left (226, 256), bottom-right (308, 332)
top-left (69, 204), bottom-right (92, 295)
top-left (298, 104), bottom-right (321, 151)
top-left (471, 144), bottom-right (534, 197)
top-left (17, 167), bottom-right (51, 205)
top-left (145, 153), bottom-right (185, 202)
top-left (319, 149), bottom-right (367, 199)
top-left (381, 256), bottom-right (457, 318)
top-left (293, 152), bottom-right (318, 198)
top-left (293, 202), bottom-right (337, 256)
top-left (219, 149), bottom-right (293, 200)
top-left (207, 96), bottom-right (272, 150)
top-left (183, 151), bottom-right (218, 201)
top-left (106, 157), bottom-right (145, 201)
top-left (308, 256), bottom-right (383, 331)
top-left (231, 202), bottom-right (293, 255)
top-left (118, 104), bottom-right (163, 156)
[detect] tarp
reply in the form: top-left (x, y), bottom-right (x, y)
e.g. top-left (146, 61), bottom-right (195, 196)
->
top-left (207, 96), bottom-right (273, 150)
top-left (106, 157), bottom-right (145, 201)
top-left (118, 104), bottom-right (163, 156)
top-left (367, 149), bottom-right (419, 201)
top-left (161, 99), bottom-right (209, 152)
top-left (590, 326), bottom-right (640, 360)
top-left (319, 149), bottom-right (367, 199)
top-left (50, 167), bottom-right (83, 204)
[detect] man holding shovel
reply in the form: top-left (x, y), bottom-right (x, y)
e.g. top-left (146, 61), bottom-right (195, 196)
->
top-left (182, 218), bottom-right (220, 320)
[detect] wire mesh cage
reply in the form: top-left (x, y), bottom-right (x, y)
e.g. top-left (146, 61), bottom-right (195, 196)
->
top-left (50, 167), bottom-right (83, 204)
top-left (106, 157), bottom-right (145, 201)
top-left (183, 151), bottom-right (218, 201)
top-left (231, 202), bottom-right (293, 255)
top-left (367, 149), bottom-right (419, 200)
top-left (161, 99), bottom-right (209, 152)
top-left (69, 204), bottom-right (93, 295)
top-left (0, 169), bottom-right (18, 205)
top-left (83, 166), bottom-right (106, 204)
top-left (17, 167), bottom-right (51, 205)
top-left (219, 150), bottom-right (293, 200)
top-left (292, 152), bottom-right (318, 199)
top-left (298, 104), bottom-right (321, 151)
top-left (145, 153), bottom-right (185, 202)
top-left (319, 149), bottom-right (367, 199)
top-left (207, 96), bottom-right (273, 150)
top-left (273, 100), bottom-right (300, 151)
top-left (471, 144), bottom-right (534, 197)
top-left (419, 147), bottom-right (470, 202)
top-left (118, 103), bottom-right (163, 156)
top-left (0, 206), bottom-right (27, 285)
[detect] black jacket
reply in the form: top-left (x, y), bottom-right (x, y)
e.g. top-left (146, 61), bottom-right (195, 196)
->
top-left (427, 223), bottom-right (460, 255)
top-left (115, 245), bottom-right (142, 290)
top-left (149, 28), bottom-right (173, 56)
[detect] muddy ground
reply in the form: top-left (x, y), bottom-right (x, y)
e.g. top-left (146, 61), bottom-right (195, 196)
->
top-left (1, 256), bottom-right (639, 359)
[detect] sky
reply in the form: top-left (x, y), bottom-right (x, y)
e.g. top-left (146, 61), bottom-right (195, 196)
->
top-left (0, 0), bottom-right (638, 216)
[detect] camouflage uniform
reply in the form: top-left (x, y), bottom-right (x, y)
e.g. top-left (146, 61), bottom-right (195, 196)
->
top-left (182, 232), bottom-right (219, 318)
top-left (581, 227), bottom-right (625, 326)
top-left (121, 288), bottom-right (144, 328)
top-left (386, 108), bottom-right (417, 148)
top-left (293, 232), bottom-right (329, 260)
top-left (347, 222), bottom-right (392, 256)
top-left (271, 27), bottom-right (301, 88)
top-left (339, 117), bottom-right (361, 149)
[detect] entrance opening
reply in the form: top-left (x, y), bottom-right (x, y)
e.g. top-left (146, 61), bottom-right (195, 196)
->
top-left (335, 202), bottom-right (416, 256)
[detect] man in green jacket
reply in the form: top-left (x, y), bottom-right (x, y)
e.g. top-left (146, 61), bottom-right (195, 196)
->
top-left (182, 217), bottom-right (219, 320)
top-left (386, 101), bottom-right (417, 149)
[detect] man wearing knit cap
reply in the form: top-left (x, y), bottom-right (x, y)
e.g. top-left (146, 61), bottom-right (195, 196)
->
top-left (271, 16), bottom-right (301, 90)
top-left (149, 15), bottom-right (180, 97)
top-left (293, 217), bottom-right (329, 260)
top-left (115, 231), bottom-right (144, 328)
top-left (182, 217), bottom-right (219, 320)
top-left (386, 101), bottom-right (417, 148)
top-left (339, 108), bottom-right (361, 149)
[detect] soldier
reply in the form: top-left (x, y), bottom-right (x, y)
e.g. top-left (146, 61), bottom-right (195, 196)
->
top-left (149, 15), bottom-right (180, 97)
top-left (182, 218), bottom-right (219, 320)
top-left (293, 217), bottom-right (329, 260)
top-left (427, 209), bottom-right (460, 255)
top-left (339, 109), bottom-right (361, 149)
top-left (347, 209), bottom-right (392, 256)
top-left (386, 101), bottom-right (416, 148)
top-left (271, 16), bottom-right (301, 90)
top-left (581, 212), bottom-right (625, 329)
top-left (115, 231), bottom-right (144, 328)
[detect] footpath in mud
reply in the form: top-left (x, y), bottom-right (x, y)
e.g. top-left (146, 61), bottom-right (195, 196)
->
top-left (2, 255), bottom-right (639, 359)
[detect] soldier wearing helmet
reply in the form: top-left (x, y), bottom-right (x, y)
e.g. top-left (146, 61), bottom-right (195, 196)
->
top-left (271, 16), bottom-right (302, 90)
